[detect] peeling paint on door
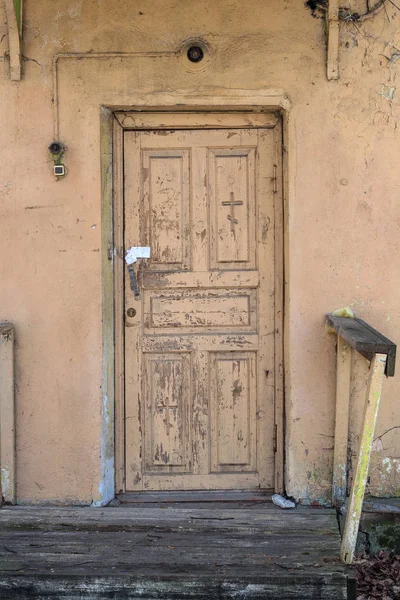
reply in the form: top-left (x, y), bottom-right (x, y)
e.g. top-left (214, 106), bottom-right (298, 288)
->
top-left (123, 126), bottom-right (280, 491)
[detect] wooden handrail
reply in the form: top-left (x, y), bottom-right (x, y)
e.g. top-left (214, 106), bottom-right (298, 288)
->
top-left (326, 313), bottom-right (396, 564)
top-left (326, 314), bottom-right (396, 376)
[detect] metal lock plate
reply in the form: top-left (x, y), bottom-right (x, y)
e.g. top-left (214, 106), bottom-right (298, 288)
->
top-left (126, 308), bottom-right (137, 318)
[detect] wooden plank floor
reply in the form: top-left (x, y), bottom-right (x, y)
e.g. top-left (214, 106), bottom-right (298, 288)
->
top-left (0, 503), bottom-right (352, 599)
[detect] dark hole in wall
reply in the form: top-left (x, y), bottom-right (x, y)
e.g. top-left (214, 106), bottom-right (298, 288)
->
top-left (305, 0), bottom-right (327, 18)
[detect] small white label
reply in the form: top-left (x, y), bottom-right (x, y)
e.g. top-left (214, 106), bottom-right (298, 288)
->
top-left (125, 246), bottom-right (151, 265)
top-left (125, 249), bottom-right (137, 265)
top-left (133, 247), bottom-right (151, 259)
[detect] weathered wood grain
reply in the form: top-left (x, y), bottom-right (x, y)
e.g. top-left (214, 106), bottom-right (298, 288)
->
top-left (327, 0), bottom-right (340, 80)
top-left (124, 127), bottom-right (280, 492)
top-left (115, 111), bottom-right (279, 130)
top-left (341, 354), bottom-right (387, 564)
top-left (118, 489), bottom-right (272, 503)
top-left (113, 118), bottom-right (126, 494)
top-left (0, 505), bottom-right (351, 599)
top-left (332, 337), bottom-right (351, 507)
top-left (0, 574), bottom-right (349, 600)
top-left (325, 314), bottom-right (396, 376)
top-left (3, 0), bottom-right (21, 81)
top-left (0, 505), bottom-right (340, 529)
top-left (0, 322), bottom-right (16, 504)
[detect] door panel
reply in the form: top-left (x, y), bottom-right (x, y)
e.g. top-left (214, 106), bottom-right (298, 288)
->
top-left (143, 289), bottom-right (257, 334)
top-left (209, 147), bottom-right (256, 269)
top-left (143, 352), bottom-right (191, 474)
top-left (209, 352), bottom-right (257, 474)
top-left (123, 126), bottom-right (279, 491)
top-left (142, 149), bottom-right (191, 271)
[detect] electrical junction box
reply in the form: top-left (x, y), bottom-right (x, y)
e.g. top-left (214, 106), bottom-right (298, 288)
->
top-left (54, 165), bottom-right (65, 177)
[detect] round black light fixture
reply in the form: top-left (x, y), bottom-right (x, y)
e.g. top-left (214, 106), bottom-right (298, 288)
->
top-left (48, 142), bottom-right (65, 155)
top-left (180, 39), bottom-right (210, 72)
top-left (187, 46), bottom-right (204, 63)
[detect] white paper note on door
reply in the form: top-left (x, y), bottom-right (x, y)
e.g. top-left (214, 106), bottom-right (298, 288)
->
top-left (125, 246), bottom-right (151, 265)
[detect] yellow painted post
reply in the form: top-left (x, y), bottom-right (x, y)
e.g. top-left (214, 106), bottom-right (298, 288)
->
top-left (332, 337), bottom-right (351, 507)
top-left (340, 353), bottom-right (387, 564)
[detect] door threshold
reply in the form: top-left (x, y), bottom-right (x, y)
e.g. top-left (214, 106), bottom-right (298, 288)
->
top-left (116, 490), bottom-right (273, 504)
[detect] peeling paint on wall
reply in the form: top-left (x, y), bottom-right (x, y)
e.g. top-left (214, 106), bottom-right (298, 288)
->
top-left (1, 0), bottom-right (399, 504)
top-left (1, 467), bottom-right (11, 500)
top-left (380, 84), bottom-right (396, 100)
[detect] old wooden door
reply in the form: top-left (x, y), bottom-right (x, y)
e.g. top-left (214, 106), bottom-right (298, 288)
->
top-left (123, 116), bottom-right (281, 491)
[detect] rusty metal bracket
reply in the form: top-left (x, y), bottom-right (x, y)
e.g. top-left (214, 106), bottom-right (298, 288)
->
top-left (3, 0), bottom-right (22, 81)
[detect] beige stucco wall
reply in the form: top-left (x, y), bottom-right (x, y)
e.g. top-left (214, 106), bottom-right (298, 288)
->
top-left (0, 0), bottom-right (399, 504)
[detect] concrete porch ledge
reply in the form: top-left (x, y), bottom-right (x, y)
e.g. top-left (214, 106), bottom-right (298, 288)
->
top-left (340, 497), bottom-right (400, 555)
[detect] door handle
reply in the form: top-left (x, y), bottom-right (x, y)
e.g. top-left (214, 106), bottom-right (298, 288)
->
top-left (127, 264), bottom-right (140, 298)
top-left (125, 246), bottom-right (151, 299)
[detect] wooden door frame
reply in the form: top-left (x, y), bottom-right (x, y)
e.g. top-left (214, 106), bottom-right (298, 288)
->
top-left (100, 99), bottom-right (288, 503)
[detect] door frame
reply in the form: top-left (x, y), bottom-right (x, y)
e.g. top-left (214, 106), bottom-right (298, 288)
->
top-left (100, 98), bottom-right (289, 504)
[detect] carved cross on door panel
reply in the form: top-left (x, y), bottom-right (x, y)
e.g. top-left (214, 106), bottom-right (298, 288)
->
top-left (222, 192), bottom-right (243, 233)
